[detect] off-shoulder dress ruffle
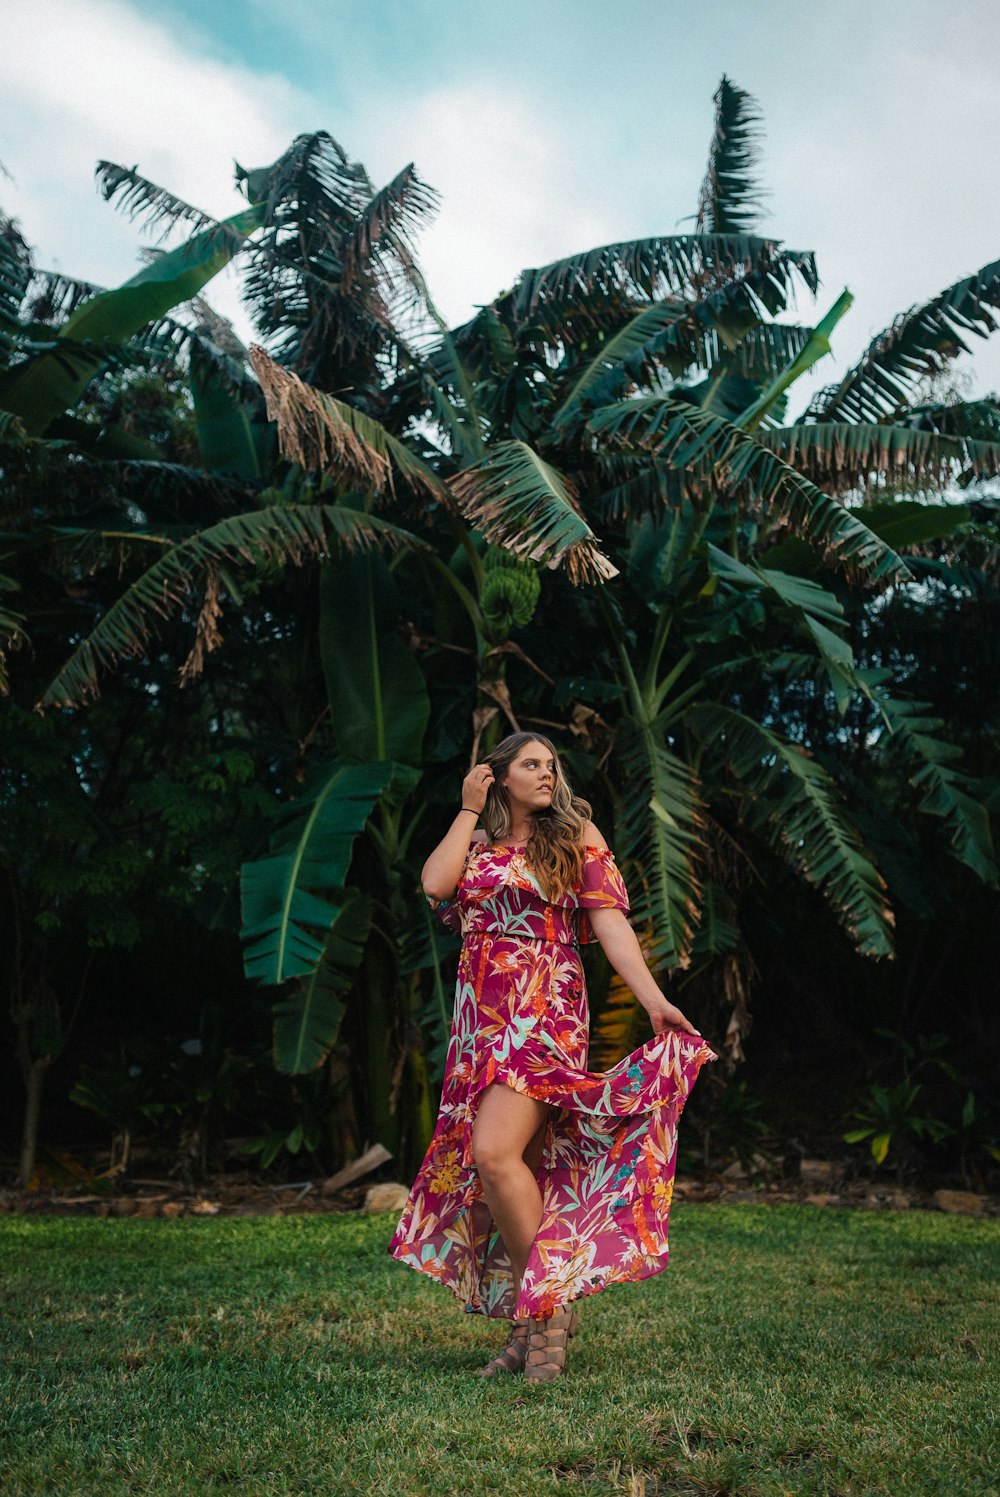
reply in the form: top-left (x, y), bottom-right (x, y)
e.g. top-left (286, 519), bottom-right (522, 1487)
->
top-left (387, 840), bottom-right (717, 1320)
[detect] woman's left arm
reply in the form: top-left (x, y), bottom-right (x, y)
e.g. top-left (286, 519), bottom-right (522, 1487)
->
top-left (586, 907), bottom-right (700, 1037)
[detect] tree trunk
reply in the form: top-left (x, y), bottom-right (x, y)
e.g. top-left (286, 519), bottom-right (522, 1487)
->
top-left (18, 1054), bottom-right (51, 1187)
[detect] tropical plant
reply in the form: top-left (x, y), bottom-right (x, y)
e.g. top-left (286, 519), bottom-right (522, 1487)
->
top-left (10, 80), bottom-right (1000, 1181)
top-left (246, 77), bottom-right (1000, 1084)
top-left (843, 1081), bottom-right (953, 1178)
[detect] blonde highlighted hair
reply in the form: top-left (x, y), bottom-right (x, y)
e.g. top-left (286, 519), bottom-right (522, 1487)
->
top-left (479, 731), bottom-right (592, 902)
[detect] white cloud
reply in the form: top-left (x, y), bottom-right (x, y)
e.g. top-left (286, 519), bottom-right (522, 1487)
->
top-left (362, 85), bottom-right (626, 325)
top-left (0, 3), bottom-right (621, 351)
top-left (0, 0), bottom-right (307, 332)
top-left (4, 0), bottom-right (999, 416)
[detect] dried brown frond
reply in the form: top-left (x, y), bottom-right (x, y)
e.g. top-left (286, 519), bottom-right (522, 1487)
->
top-left (178, 567), bottom-right (224, 686)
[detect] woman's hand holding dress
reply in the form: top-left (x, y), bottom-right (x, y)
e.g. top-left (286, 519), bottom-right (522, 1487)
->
top-left (642, 993), bottom-right (700, 1037)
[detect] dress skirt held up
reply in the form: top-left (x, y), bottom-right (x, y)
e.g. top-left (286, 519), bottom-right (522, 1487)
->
top-left (388, 841), bottom-right (718, 1320)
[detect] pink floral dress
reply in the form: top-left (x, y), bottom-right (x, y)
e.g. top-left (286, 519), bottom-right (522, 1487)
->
top-left (387, 840), bottom-right (718, 1320)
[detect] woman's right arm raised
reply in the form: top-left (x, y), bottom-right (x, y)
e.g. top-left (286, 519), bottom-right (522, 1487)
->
top-left (421, 762), bottom-right (494, 901)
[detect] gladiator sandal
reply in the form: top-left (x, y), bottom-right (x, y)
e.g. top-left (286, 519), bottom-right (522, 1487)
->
top-left (523, 1305), bottom-right (580, 1383)
top-left (474, 1317), bottom-right (530, 1377)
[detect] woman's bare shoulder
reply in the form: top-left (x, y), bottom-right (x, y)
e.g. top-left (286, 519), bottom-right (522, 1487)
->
top-left (470, 829), bottom-right (489, 845)
top-left (581, 820), bottom-right (609, 850)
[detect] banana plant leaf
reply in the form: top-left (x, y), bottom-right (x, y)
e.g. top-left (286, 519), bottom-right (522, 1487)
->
top-left (249, 344), bottom-right (447, 501)
top-left (696, 76), bottom-right (767, 237)
top-left (756, 424), bottom-right (1000, 492)
top-left (615, 713), bottom-right (704, 970)
top-left (449, 439), bottom-right (618, 584)
top-left (861, 678), bottom-right (998, 888)
top-left (2, 205), bottom-right (265, 435)
top-left (240, 758), bottom-right (420, 987)
top-left (319, 552), bottom-right (430, 765)
top-left (0, 236), bottom-right (32, 374)
top-left (271, 888), bottom-right (372, 1074)
top-left (758, 498), bottom-right (978, 577)
top-left (734, 290), bottom-right (853, 430)
top-left (705, 543), bottom-right (845, 626)
top-left (552, 278), bottom-right (772, 434)
top-left (687, 702), bottom-right (895, 958)
top-left (805, 256), bottom-right (1000, 424)
top-left (37, 501), bottom-right (427, 707)
top-left (589, 394), bottom-right (910, 588)
top-left (190, 345), bottom-right (260, 480)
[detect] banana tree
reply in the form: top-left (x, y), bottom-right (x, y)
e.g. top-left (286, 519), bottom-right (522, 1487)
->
top-left (28, 83), bottom-right (1000, 1172)
top-left (250, 77), bottom-right (1000, 1080)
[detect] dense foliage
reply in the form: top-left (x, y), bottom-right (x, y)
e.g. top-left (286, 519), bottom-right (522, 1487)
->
top-left (2, 78), bottom-right (998, 1190)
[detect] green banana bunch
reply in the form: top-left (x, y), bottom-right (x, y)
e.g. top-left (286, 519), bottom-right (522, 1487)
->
top-left (480, 544), bottom-right (541, 633)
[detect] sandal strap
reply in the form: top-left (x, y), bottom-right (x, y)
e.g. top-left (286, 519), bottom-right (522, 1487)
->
top-left (523, 1310), bottom-right (574, 1380)
top-left (475, 1317), bottom-right (530, 1377)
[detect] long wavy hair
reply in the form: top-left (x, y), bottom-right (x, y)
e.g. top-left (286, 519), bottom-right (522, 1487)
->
top-left (479, 731), bottom-right (592, 901)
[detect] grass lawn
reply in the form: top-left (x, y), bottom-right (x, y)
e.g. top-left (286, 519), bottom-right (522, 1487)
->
top-left (1, 1203), bottom-right (998, 1496)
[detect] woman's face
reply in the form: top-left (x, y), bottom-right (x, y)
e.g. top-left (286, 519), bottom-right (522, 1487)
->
top-left (502, 740), bottom-right (557, 812)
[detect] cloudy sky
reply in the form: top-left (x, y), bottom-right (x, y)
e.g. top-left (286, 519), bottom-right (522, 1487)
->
top-left (3, 0), bottom-right (1000, 414)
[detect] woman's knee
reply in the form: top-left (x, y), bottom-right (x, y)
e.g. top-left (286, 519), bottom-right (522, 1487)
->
top-left (472, 1086), bottom-right (546, 1178)
top-left (471, 1129), bottom-right (512, 1180)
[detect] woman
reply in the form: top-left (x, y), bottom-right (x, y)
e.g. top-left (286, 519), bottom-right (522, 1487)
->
top-left (388, 731), bottom-right (717, 1382)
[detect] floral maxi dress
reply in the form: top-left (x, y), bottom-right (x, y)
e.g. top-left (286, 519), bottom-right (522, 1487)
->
top-left (387, 841), bottom-right (718, 1320)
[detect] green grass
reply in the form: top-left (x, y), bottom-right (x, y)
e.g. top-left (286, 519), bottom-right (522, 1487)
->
top-left (1, 1205), bottom-right (998, 1496)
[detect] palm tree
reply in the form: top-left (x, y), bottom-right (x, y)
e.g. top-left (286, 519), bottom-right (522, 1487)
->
top-left (249, 79), bottom-right (1000, 1075)
top-left (25, 84), bottom-right (1000, 1171)
top-left (0, 140), bottom-right (439, 1176)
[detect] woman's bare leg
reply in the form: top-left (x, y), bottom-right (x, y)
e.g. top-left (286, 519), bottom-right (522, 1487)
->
top-left (522, 1110), bottom-right (548, 1176)
top-left (472, 1085), bottom-right (551, 1302)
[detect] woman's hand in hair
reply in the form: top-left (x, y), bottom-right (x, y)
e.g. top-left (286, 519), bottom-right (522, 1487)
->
top-left (462, 762), bottom-right (495, 814)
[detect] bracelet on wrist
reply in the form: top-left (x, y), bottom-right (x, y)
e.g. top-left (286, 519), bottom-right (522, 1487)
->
top-left (459, 807), bottom-right (479, 814)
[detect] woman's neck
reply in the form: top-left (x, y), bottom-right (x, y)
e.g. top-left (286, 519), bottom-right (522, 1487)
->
top-left (501, 811), bottom-right (534, 842)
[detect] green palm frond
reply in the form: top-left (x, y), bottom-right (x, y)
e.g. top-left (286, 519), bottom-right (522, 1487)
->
top-left (238, 130), bottom-right (371, 230)
top-left (615, 714), bottom-right (704, 969)
top-left (510, 234), bottom-right (818, 324)
top-left (855, 498), bottom-right (976, 550)
top-left (596, 460), bottom-right (688, 524)
top-left (240, 756), bottom-right (418, 1070)
top-left (705, 543), bottom-right (845, 625)
top-left (553, 279), bottom-right (774, 433)
top-left (724, 323), bottom-right (814, 381)
top-left (863, 679), bottom-right (998, 887)
top-left (249, 345), bottom-right (446, 500)
top-left (590, 394), bottom-right (910, 586)
top-left (687, 703), bottom-right (895, 958)
top-left (0, 454), bottom-right (258, 524)
top-left (38, 501), bottom-right (428, 707)
top-left (805, 257), bottom-right (1000, 423)
top-left (758, 422), bottom-right (1000, 491)
top-left (238, 133), bottom-right (424, 385)
top-left (705, 543), bottom-right (861, 712)
top-left (898, 397), bottom-right (1000, 442)
top-left (695, 76), bottom-right (768, 235)
top-left (449, 439), bottom-right (618, 583)
top-left (1, 204), bottom-right (265, 435)
top-left (22, 268), bottom-right (105, 325)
